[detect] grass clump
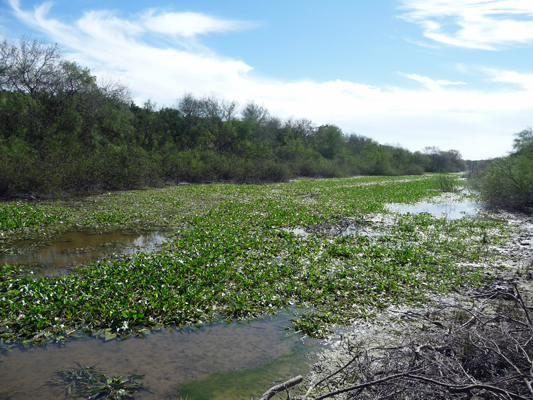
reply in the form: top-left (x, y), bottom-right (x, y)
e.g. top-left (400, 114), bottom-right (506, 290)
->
top-left (433, 173), bottom-right (461, 192)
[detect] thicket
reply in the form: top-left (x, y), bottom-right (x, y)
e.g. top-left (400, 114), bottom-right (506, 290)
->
top-left (0, 38), bottom-right (466, 196)
top-left (263, 283), bottom-right (533, 400)
top-left (472, 128), bottom-right (533, 214)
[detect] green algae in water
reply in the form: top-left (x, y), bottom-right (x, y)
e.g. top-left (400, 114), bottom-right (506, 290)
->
top-left (176, 344), bottom-right (314, 400)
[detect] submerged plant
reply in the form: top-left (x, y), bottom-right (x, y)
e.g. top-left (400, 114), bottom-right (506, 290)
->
top-left (48, 363), bottom-right (103, 397)
top-left (48, 363), bottom-right (145, 399)
top-left (83, 374), bottom-right (146, 400)
top-left (0, 387), bottom-right (16, 400)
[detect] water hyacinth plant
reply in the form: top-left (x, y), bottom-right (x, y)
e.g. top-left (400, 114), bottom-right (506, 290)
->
top-left (0, 175), bottom-right (511, 346)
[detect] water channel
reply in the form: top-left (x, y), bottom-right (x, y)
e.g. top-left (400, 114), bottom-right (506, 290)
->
top-left (0, 195), bottom-right (481, 399)
top-left (0, 313), bottom-right (319, 399)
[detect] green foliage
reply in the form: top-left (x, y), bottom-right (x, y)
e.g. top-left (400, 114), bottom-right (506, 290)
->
top-left (513, 127), bottom-right (533, 155)
top-left (473, 154), bottom-right (533, 213)
top-left (0, 202), bottom-right (57, 230)
top-left (0, 136), bottom-right (40, 194)
top-left (315, 125), bottom-right (345, 159)
top-left (472, 127), bottom-right (533, 213)
top-left (433, 174), bottom-right (461, 192)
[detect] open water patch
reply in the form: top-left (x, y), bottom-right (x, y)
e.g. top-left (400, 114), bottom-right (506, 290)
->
top-left (0, 312), bottom-right (324, 399)
top-left (386, 198), bottom-right (480, 219)
top-left (0, 231), bottom-right (167, 277)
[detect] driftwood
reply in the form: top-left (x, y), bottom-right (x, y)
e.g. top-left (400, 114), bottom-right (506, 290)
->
top-left (258, 375), bottom-right (303, 400)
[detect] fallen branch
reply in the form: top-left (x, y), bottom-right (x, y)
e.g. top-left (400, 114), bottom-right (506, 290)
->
top-left (258, 375), bottom-right (303, 400)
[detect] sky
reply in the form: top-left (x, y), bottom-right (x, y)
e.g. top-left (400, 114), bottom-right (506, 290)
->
top-left (1, 0), bottom-right (533, 160)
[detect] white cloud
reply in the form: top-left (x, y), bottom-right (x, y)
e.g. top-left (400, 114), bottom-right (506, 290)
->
top-left (4, 1), bottom-right (533, 159)
top-left (399, 0), bottom-right (533, 49)
top-left (141, 11), bottom-right (253, 37)
top-left (399, 73), bottom-right (467, 90)
top-left (485, 69), bottom-right (533, 89)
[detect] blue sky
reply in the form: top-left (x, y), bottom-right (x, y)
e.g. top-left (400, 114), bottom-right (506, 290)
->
top-left (1, 0), bottom-right (533, 159)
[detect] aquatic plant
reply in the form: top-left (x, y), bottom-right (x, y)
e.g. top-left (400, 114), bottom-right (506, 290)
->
top-left (48, 363), bottom-right (145, 399)
top-left (433, 173), bottom-right (462, 192)
top-left (0, 202), bottom-right (58, 231)
top-left (0, 175), bottom-right (511, 345)
top-left (0, 387), bottom-right (16, 400)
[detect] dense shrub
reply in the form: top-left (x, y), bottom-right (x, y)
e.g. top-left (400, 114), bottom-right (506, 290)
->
top-left (473, 155), bottom-right (533, 213)
top-left (472, 128), bottom-right (533, 213)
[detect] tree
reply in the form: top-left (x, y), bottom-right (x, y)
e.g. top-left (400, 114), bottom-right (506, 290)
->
top-left (314, 125), bottom-right (345, 159)
top-left (0, 37), bottom-right (99, 102)
top-left (241, 100), bottom-right (269, 124)
top-left (423, 147), bottom-right (465, 172)
top-left (513, 127), bottom-right (533, 156)
top-left (473, 128), bottom-right (533, 213)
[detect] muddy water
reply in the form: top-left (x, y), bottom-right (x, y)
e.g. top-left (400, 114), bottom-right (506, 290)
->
top-left (0, 313), bottom-right (319, 399)
top-left (0, 231), bottom-right (167, 277)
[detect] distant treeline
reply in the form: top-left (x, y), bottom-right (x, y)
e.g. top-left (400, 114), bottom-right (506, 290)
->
top-left (0, 38), bottom-right (466, 195)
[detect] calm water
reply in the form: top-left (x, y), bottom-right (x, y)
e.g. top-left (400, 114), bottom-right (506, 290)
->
top-left (0, 313), bottom-right (321, 399)
top-left (386, 199), bottom-right (480, 219)
top-left (0, 231), bottom-right (167, 277)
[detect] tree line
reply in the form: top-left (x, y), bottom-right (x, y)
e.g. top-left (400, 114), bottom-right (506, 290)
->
top-left (0, 37), bottom-right (466, 196)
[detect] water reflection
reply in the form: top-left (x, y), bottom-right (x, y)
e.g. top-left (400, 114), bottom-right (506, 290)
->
top-left (0, 231), bottom-right (167, 277)
top-left (386, 200), bottom-right (479, 219)
top-left (0, 313), bottom-right (321, 399)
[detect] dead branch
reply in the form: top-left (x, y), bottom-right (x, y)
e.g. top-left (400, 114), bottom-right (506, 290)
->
top-left (282, 282), bottom-right (533, 400)
top-left (258, 375), bottom-right (303, 400)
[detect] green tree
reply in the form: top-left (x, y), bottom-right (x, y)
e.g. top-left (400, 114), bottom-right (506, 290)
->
top-left (314, 124), bottom-right (345, 159)
top-left (513, 127), bottom-right (533, 156)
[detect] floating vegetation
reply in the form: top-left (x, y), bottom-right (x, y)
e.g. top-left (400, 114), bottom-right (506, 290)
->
top-left (0, 387), bottom-right (16, 400)
top-left (0, 175), bottom-right (511, 345)
top-left (47, 363), bottom-right (146, 399)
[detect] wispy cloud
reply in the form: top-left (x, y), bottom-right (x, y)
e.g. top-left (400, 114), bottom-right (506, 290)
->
top-left (399, 0), bottom-right (533, 49)
top-left (399, 73), bottom-right (466, 90)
